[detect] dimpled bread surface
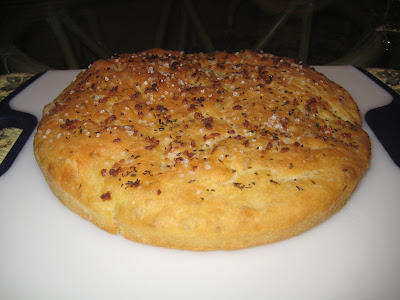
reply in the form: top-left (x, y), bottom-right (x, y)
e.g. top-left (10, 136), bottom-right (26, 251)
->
top-left (34, 49), bottom-right (370, 250)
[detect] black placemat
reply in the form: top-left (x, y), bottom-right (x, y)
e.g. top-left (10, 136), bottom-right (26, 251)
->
top-left (0, 73), bottom-right (44, 176)
top-left (360, 68), bottom-right (400, 168)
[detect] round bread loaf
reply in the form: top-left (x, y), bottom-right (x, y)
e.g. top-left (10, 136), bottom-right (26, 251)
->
top-left (34, 49), bottom-right (370, 250)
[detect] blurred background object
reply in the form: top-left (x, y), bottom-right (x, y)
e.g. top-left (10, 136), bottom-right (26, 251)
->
top-left (0, 0), bottom-right (399, 73)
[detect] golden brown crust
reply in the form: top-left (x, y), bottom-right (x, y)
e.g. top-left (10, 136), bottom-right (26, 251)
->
top-left (34, 49), bottom-right (370, 250)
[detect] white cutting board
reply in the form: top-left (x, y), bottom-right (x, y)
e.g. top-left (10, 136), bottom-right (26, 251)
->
top-left (1, 67), bottom-right (399, 300)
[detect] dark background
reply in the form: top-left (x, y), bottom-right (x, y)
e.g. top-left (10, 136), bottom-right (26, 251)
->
top-left (0, 0), bottom-right (399, 73)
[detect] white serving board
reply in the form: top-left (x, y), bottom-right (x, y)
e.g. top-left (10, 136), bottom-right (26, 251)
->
top-left (1, 66), bottom-right (399, 300)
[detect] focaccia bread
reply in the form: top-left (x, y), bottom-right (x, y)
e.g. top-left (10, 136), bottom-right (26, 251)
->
top-left (34, 49), bottom-right (370, 250)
